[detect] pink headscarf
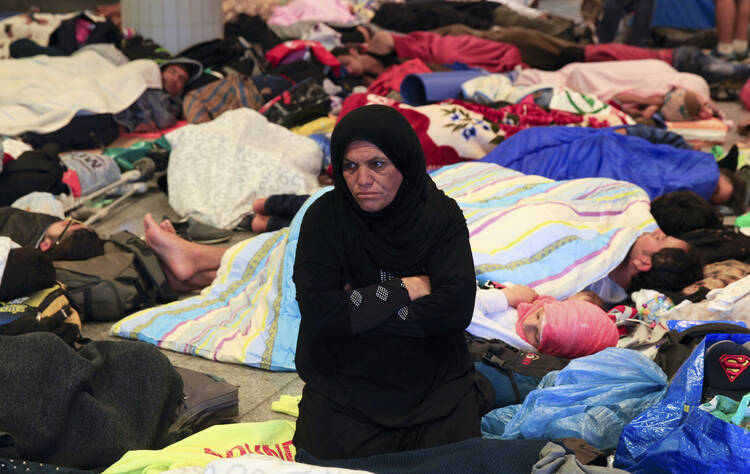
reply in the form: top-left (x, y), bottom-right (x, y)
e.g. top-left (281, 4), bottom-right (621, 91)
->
top-left (515, 296), bottom-right (619, 359)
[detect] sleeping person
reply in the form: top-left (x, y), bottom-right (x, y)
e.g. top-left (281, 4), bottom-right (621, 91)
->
top-left (468, 285), bottom-right (618, 358)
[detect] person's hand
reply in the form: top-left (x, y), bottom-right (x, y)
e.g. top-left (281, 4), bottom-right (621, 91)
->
top-left (502, 285), bottom-right (538, 307)
top-left (401, 275), bottom-right (431, 301)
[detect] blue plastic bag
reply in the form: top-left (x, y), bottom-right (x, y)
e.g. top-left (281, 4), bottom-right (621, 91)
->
top-left (616, 333), bottom-right (750, 473)
top-left (481, 348), bottom-right (667, 450)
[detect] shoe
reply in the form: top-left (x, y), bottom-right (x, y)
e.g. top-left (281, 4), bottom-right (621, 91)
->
top-left (711, 49), bottom-right (736, 61)
top-left (736, 49), bottom-right (749, 61)
top-left (171, 217), bottom-right (232, 244)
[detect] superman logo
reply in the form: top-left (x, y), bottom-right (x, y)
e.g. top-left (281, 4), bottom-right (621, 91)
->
top-left (718, 354), bottom-right (750, 382)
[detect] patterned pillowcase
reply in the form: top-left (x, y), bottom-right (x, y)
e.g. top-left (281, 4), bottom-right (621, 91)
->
top-left (682, 259), bottom-right (750, 295)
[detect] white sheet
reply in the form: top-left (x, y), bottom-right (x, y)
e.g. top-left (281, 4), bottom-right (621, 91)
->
top-left (0, 48), bottom-right (161, 135)
top-left (166, 108), bottom-right (322, 229)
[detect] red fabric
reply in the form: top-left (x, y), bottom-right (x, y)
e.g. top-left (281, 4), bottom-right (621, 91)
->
top-left (339, 94), bottom-right (467, 169)
top-left (2, 153), bottom-right (13, 165)
top-left (393, 31), bottom-right (524, 73)
top-left (516, 296), bottom-right (619, 359)
top-left (265, 40), bottom-right (341, 76)
top-left (61, 169), bottom-right (82, 198)
top-left (367, 58), bottom-right (432, 97)
top-left (444, 99), bottom-right (589, 137)
top-left (584, 44), bottom-right (673, 64)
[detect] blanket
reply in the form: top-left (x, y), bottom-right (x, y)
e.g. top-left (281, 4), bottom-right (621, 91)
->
top-left (165, 108), bottom-right (322, 229)
top-left (481, 126), bottom-right (719, 200)
top-left (111, 162), bottom-right (655, 370)
top-left (340, 93), bottom-right (501, 169)
top-left (0, 48), bottom-right (161, 135)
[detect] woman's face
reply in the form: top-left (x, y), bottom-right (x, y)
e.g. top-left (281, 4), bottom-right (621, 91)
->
top-left (342, 140), bottom-right (404, 212)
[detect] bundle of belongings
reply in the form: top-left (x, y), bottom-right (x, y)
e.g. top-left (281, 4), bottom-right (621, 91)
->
top-left (5, 0), bottom-right (750, 472)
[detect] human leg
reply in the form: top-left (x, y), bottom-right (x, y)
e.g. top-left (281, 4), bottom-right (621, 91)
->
top-left (715, 0), bottom-right (737, 55)
top-left (628, 0), bottom-right (655, 47)
top-left (143, 213), bottom-right (227, 284)
top-left (597, 0), bottom-right (626, 44)
top-left (262, 194), bottom-right (310, 219)
top-left (734, 0), bottom-right (750, 56)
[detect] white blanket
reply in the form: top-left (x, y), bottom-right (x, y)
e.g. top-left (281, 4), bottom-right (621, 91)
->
top-left (166, 108), bottom-right (323, 229)
top-left (0, 48), bottom-right (161, 135)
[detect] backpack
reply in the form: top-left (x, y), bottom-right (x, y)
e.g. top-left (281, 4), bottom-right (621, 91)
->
top-left (53, 231), bottom-right (177, 322)
top-left (465, 332), bottom-right (569, 404)
top-left (0, 284), bottom-right (83, 346)
top-left (653, 322), bottom-right (750, 379)
top-left (0, 144), bottom-right (67, 206)
top-left (170, 367), bottom-right (240, 435)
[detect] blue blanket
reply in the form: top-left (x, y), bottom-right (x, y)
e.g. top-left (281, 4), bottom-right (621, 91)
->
top-left (481, 126), bottom-right (718, 200)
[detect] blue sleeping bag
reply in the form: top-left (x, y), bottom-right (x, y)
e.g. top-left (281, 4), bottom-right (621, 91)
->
top-left (481, 127), bottom-right (718, 200)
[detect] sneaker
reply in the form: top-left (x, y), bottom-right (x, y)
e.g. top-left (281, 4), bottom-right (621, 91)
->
top-left (736, 49), bottom-right (750, 61)
top-left (711, 49), bottom-right (736, 61)
top-left (171, 217), bottom-right (232, 244)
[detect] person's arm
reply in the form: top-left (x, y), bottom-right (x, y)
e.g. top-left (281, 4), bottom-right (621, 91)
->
top-left (363, 227), bottom-right (477, 338)
top-left (293, 203), bottom-right (413, 339)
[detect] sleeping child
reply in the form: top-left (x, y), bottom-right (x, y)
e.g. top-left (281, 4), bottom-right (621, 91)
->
top-left (468, 284), bottom-right (618, 359)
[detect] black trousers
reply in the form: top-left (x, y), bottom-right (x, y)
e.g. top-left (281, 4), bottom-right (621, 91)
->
top-left (293, 384), bottom-right (481, 461)
top-left (263, 194), bottom-right (310, 231)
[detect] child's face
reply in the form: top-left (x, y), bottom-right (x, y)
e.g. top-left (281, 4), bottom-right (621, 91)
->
top-left (522, 307), bottom-right (545, 348)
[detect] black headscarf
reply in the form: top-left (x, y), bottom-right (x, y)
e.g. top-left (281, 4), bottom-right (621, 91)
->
top-left (330, 105), bottom-right (466, 278)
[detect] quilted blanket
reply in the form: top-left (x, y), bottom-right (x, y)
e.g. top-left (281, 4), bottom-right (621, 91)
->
top-left (111, 162), bottom-right (656, 370)
top-left (165, 108), bottom-right (323, 229)
top-left (0, 48), bottom-right (161, 135)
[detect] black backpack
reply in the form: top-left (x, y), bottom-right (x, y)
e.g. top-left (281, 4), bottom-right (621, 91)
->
top-left (54, 231), bottom-right (177, 322)
top-left (465, 333), bottom-right (569, 404)
top-left (0, 144), bottom-right (68, 206)
top-left (653, 322), bottom-right (750, 379)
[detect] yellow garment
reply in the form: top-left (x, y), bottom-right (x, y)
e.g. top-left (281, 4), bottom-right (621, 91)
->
top-left (291, 116), bottom-right (335, 136)
top-left (271, 394), bottom-right (301, 417)
top-left (103, 420), bottom-right (295, 474)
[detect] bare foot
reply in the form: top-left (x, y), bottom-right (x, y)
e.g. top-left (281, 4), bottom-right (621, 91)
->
top-left (252, 198), bottom-right (267, 215)
top-left (160, 219), bottom-right (177, 234)
top-left (251, 214), bottom-right (271, 233)
top-left (143, 213), bottom-right (199, 282)
top-left (162, 264), bottom-right (199, 293)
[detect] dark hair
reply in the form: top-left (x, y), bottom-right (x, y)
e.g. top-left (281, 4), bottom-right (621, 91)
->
top-left (45, 228), bottom-right (105, 261)
top-left (628, 245), bottom-right (703, 293)
top-left (651, 190), bottom-right (722, 235)
top-left (719, 168), bottom-right (747, 215)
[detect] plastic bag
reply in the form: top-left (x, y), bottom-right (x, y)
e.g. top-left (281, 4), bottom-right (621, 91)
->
top-left (481, 347), bottom-right (667, 450)
top-left (616, 333), bottom-right (750, 473)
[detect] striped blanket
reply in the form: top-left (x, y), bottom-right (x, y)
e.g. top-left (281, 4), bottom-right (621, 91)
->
top-left (111, 162), bottom-right (656, 370)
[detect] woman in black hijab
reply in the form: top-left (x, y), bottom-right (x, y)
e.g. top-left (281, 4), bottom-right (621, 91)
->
top-left (293, 105), bottom-right (479, 460)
